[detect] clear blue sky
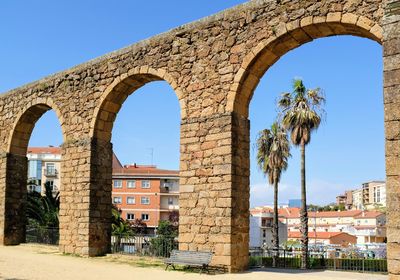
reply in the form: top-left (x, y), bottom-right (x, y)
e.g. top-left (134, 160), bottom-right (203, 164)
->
top-left (0, 1), bottom-right (384, 206)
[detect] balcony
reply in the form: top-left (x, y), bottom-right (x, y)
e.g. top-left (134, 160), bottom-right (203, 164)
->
top-left (44, 169), bottom-right (58, 177)
top-left (160, 205), bottom-right (179, 211)
top-left (160, 182), bottom-right (179, 194)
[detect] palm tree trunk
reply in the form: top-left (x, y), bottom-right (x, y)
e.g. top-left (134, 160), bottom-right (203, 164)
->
top-left (300, 143), bottom-right (309, 269)
top-left (272, 174), bottom-right (279, 268)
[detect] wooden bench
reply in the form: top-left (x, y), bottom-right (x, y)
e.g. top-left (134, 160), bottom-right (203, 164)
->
top-left (165, 250), bottom-right (213, 273)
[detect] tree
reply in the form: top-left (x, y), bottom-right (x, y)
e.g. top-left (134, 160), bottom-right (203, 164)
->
top-left (26, 181), bottom-right (60, 244)
top-left (111, 206), bottom-right (133, 251)
top-left (256, 122), bottom-right (290, 267)
top-left (278, 79), bottom-right (325, 269)
top-left (27, 181), bottom-right (60, 228)
top-left (131, 218), bottom-right (148, 235)
top-left (111, 206), bottom-right (132, 237)
top-left (151, 220), bottom-right (178, 257)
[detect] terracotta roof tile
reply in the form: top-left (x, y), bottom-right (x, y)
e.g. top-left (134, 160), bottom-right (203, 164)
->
top-left (354, 211), bottom-right (385, 219)
top-left (288, 231), bottom-right (354, 239)
top-left (27, 147), bottom-right (61, 155)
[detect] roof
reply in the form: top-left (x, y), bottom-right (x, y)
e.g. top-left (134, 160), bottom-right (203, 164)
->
top-left (112, 164), bottom-right (179, 177)
top-left (354, 211), bottom-right (385, 219)
top-left (112, 153), bottom-right (123, 169)
top-left (276, 208), bottom-right (363, 218)
top-left (27, 146), bottom-right (61, 155)
top-left (288, 231), bottom-right (354, 239)
top-left (309, 210), bottom-right (363, 218)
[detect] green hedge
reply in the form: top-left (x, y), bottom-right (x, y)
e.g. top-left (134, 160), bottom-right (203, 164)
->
top-left (249, 256), bottom-right (387, 273)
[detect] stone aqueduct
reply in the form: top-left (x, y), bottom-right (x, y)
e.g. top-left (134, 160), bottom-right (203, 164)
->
top-left (0, 0), bottom-right (399, 276)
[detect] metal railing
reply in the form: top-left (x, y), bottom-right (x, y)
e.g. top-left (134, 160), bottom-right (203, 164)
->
top-left (249, 248), bottom-right (387, 273)
top-left (44, 169), bottom-right (58, 177)
top-left (26, 226), bottom-right (59, 245)
top-left (111, 235), bottom-right (178, 258)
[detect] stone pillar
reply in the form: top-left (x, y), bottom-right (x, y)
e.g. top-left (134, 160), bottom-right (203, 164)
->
top-left (179, 112), bottom-right (249, 272)
top-left (383, 1), bottom-right (400, 278)
top-left (59, 138), bottom-right (112, 256)
top-left (0, 153), bottom-right (27, 245)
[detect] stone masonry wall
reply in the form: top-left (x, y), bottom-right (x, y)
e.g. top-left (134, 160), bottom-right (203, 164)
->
top-left (0, 0), bottom-right (394, 274)
top-left (383, 1), bottom-right (400, 279)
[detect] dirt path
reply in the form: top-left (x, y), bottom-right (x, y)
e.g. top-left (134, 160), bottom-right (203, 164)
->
top-left (0, 245), bottom-right (388, 280)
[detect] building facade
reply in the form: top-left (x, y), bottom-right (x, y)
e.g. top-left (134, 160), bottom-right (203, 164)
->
top-left (353, 181), bottom-right (386, 210)
top-left (27, 147), bottom-right (61, 194)
top-left (249, 207), bottom-right (287, 248)
top-left (112, 154), bottom-right (179, 234)
top-left (288, 232), bottom-right (357, 247)
top-left (277, 207), bottom-right (386, 245)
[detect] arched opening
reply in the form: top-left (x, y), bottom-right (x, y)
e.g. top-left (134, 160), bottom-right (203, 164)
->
top-left (92, 69), bottom-right (181, 258)
top-left (3, 103), bottom-right (64, 246)
top-left (230, 18), bottom-right (387, 271)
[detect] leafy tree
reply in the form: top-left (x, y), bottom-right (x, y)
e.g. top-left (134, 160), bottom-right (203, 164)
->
top-left (256, 122), bottom-right (290, 267)
top-left (151, 220), bottom-right (178, 257)
top-left (111, 206), bottom-right (132, 237)
top-left (26, 181), bottom-right (60, 244)
top-left (111, 206), bottom-right (133, 250)
top-left (27, 181), bottom-right (60, 228)
top-left (131, 218), bottom-right (148, 235)
top-left (168, 211), bottom-right (179, 227)
top-left (278, 79), bottom-right (325, 269)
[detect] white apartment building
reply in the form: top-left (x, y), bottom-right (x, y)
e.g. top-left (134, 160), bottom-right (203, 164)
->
top-left (27, 146), bottom-right (61, 194)
top-left (250, 207), bottom-right (287, 248)
top-left (352, 181), bottom-right (386, 210)
top-left (277, 207), bottom-right (386, 245)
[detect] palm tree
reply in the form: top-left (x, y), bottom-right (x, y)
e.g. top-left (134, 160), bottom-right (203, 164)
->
top-left (278, 79), bottom-right (325, 269)
top-left (256, 122), bottom-right (290, 267)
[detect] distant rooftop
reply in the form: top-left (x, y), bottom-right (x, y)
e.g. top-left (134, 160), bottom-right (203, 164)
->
top-left (27, 146), bottom-right (61, 155)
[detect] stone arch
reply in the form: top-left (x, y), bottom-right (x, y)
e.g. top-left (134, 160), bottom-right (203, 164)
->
top-left (8, 99), bottom-right (66, 155)
top-left (90, 66), bottom-right (185, 141)
top-left (1, 98), bottom-right (66, 245)
top-left (227, 13), bottom-right (383, 118)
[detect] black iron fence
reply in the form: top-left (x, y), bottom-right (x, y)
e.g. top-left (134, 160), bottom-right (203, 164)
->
top-left (111, 235), bottom-right (178, 258)
top-left (26, 226), bottom-right (59, 245)
top-left (249, 248), bottom-right (387, 274)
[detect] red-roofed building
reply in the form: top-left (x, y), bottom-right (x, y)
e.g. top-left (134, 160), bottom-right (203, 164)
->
top-left (112, 156), bottom-right (179, 234)
top-left (251, 206), bottom-right (387, 245)
top-left (27, 146), bottom-right (62, 194)
top-left (288, 231), bottom-right (357, 247)
top-left (250, 206), bottom-right (287, 248)
top-left (27, 147), bottom-right (179, 234)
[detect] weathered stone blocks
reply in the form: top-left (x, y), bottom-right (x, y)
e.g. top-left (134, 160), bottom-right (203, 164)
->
top-left (0, 0), bottom-right (396, 275)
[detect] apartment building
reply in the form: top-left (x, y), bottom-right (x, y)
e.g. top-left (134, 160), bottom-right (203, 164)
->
top-left (250, 207), bottom-right (287, 248)
top-left (336, 190), bottom-right (353, 210)
top-left (351, 211), bottom-right (386, 243)
top-left (27, 146), bottom-right (61, 194)
top-left (353, 181), bottom-right (386, 210)
top-left (112, 154), bottom-right (179, 234)
top-left (338, 181), bottom-right (386, 210)
top-left (288, 232), bottom-right (357, 247)
top-left (276, 207), bottom-right (386, 245)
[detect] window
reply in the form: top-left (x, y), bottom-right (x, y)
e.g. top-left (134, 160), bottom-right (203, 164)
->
top-left (113, 197), bottom-right (122, 204)
top-left (141, 180), bottom-right (150, 189)
top-left (141, 214), bottom-right (149, 221)
top-left (113, 180), bottom-right (122, 189)
top-left (127, 213), bottom-right (135, 221)
top-left (127, 180), bottom-right (136, 189)
top-left (46, 163), bottom-right (56, 175)
top-left (45, 180), bottom-right (55, 191)
top-left (127, 197), bottom-right (135, 204)
top-left (168, 197), bottom-right (174, 205)
top-left (141, 197), bottom-right (150, 205)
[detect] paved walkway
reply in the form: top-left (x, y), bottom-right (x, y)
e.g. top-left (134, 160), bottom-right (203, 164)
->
top-left (0, 245), bottom-right (388, 280)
